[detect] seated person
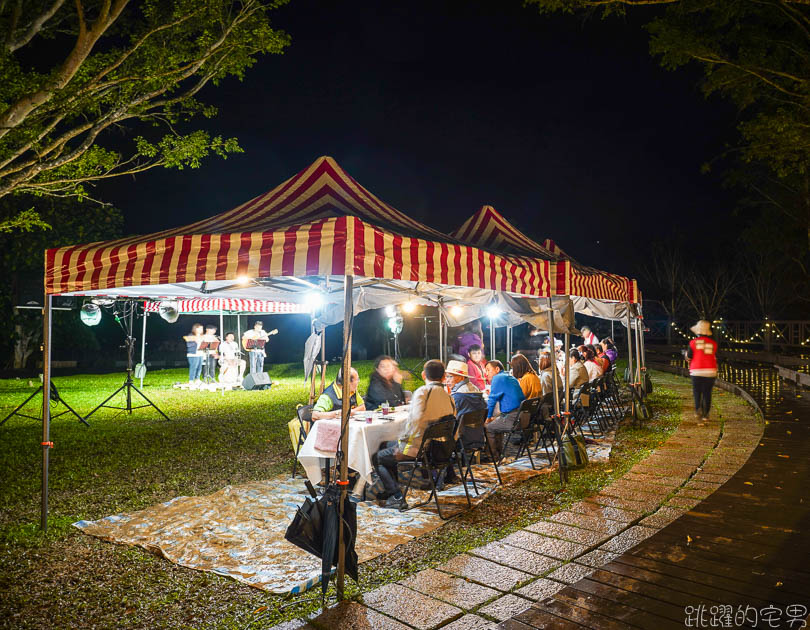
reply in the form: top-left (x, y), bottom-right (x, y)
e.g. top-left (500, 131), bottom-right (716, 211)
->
top-left (589, 344), bottom-right (611, 373)
top-left (466, 344), bottom-right (489, 391)
top-left (537, 352), bottom-right (563, 396)
top-left (601, 338), bottom-right (618, 365)
top-left (578, 345), bottom-right (604, 382)
top-left (484, 360), bottom-right (526, 454)
top-left (445, 359), bottom-right (487, 450)
top-left (372, 360), bottom-right (455, 510)
top-left (312, 367), bottom-right (366, 420)
top-left (567, 348), bottom-right (590, 389)
top-left (581, 326), bottom-right (599, 346)
top-left (511, 353), bottom-right (543, 399)
top-left (365, 355), bottom-right (410, 410)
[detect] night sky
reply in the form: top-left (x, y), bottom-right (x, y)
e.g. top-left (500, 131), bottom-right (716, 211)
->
top-left (98, 0), bottom-right (737, 281)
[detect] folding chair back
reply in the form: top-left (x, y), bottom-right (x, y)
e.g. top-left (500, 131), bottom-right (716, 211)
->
top-left (457, 408), bottom-right (501, 491)
top-left (291, 404), bottom-right (313, 478)
top-left (399, 415), bottom-right (471, 519)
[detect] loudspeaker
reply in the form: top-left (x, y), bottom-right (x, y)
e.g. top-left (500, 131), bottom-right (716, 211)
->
top-left (243, 372), bottom-right (272, 390)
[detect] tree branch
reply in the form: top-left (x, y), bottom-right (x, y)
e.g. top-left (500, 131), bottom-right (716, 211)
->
top-left (5, 0), bottom-right (68, 53)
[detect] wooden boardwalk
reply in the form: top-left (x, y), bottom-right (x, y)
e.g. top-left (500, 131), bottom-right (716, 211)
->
top-left (500, 387), bottom-right (810, 629)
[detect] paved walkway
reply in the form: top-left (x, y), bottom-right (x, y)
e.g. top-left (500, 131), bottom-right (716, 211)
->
top-left (277, 375), bottom-right (765, 630)
top-left (504, 377), bottom-right (810, 630)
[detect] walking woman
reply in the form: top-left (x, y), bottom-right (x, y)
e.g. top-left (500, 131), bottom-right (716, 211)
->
top-left (686, 320), bottom-right (718, 420)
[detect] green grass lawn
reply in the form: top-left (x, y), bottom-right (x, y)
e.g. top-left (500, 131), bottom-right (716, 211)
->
top-left (0, 363), bottom-right (693, 629)
top-left (0, 360), bottom-right (424, 541)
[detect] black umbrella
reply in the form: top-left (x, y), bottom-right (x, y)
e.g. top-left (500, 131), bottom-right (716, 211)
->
top-left (285, 481), bottom-right (358, 604)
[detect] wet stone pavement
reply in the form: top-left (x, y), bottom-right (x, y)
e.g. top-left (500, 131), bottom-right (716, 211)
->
top-left (274, 375), bottom-right (765, 630)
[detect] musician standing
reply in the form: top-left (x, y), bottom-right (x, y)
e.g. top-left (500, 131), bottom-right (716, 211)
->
top-left (202, 324), bottom-right (220, 383)
top-left (183, 323), bottom-right (204, 386)
top-left (243, 320), bottom-right (270, 374)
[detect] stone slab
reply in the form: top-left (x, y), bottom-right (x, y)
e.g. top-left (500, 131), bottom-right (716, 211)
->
top-left (500, 530), bottom-right (588, 561)
top-left (437, 554), bottom-right (532, 592)
top-left (469, 540), bottom-right (562, 575)
top-left (478, 594), bottom-right (534, 621)
top-left (515, 578), bottom-right (567, 602)
top-left (568, 501), bottom-right (643, 523)
top-left (524, 520), bottom-right (611, 547)
top-left (598, 525), bottom-right (658, 554)
top-left (575, 549), bottom-right (620, 568)
top-left (548, 510), bottom-right (626, 534)
top-left (362, 583), bottom-right (462, 630)
top-left (399, 568), bottom-right (499, 609)
top-left (440, 614), bottom-right (495, 630)
top-left (310, 601), bottom-right (411, 630)
top-left (545, 562), bottom-right (596, 584)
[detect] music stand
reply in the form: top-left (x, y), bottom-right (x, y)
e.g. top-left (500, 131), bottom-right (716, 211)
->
top-left (1, 380), bottom-right (87, 427)
top-left (84, 302), bottom-right (170, 421)
top-left (200, 340), bottom-right (220, 384)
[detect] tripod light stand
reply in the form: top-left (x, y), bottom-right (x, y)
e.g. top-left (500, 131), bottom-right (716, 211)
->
top-left (1, 380), bottom-right (86, 427)
top-left (83, 301), bottom-right (170, 421)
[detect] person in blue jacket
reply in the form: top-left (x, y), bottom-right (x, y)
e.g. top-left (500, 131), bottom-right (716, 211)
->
top-left (483, 360), bottom-right (526, 454)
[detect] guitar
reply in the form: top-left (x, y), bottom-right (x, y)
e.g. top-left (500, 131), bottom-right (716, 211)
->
top-left (242, 329), bottom-right (278, 351)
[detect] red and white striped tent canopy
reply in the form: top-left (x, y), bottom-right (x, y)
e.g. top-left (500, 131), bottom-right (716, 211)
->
top-left (47, 157), bottom-right (560, 302)
top-left (451, 206), bottom-right (639, 304)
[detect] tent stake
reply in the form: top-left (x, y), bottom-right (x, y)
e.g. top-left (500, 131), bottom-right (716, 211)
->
top-left (41, 295), bottom-right (52, 531)
top-left (337, 274), bottom-right (353, 599)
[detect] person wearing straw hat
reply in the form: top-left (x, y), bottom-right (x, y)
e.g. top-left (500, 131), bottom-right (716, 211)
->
top-left (686, 320), bottom-right (718, 420)
top-left (445, 360), bottom-right (487, 419)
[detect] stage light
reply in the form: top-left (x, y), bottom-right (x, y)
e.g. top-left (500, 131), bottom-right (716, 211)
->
top-left (387, 315), bottom-right (404, 335)
top-left (237, 275), bottom-right (251, 286)
top-left (450, 305), bottom-right (463, 318)
top-left (91, 297), bottom-right (115, 307)
top-left (384, 304), bottom-right (397, 318)
top-left (401, 301), bottom-right (416, 314)
top-left (158, 301), bottom-right (179, 323)
top-left (486, 305), bottom-right (502, 320)
top-left (304, 291), bottom-right (324, 312)
top-left (80, 303), bottom-right (102, 326)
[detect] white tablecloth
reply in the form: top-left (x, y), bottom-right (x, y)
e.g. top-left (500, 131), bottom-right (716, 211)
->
top-left (297, 407), bottom-right (409, 485)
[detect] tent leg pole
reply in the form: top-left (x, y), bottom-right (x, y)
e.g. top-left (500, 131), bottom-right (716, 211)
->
top-left (438, 302), bottom-right (444, 364)
top-left (506, 325), bottom-right (511, 362)
top-left (337, 274), bottom-right (353, 600)
top-left (139, 311), bottom-right (148, 389)
top-left (320, 328), bottom-right (327, 396)
top-left (564, 332), bottom-right (570, 414)
top-left (41, 295), bottom-right (52, 531)
top-left (490, 319), bottom-right (495, 361)
top-left (547, 298), bottom-right (565, 484)
top-left (626, 304), bottom-right (634, 386)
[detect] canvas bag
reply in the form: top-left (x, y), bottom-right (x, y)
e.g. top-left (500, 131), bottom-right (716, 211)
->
top-left (559, 433), bottom-right (589, 470)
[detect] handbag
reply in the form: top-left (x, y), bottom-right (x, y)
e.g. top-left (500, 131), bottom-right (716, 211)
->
top-left (559, 433), bottom-right (589, 470)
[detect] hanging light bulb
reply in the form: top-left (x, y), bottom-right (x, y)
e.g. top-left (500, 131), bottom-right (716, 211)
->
top-left (450, 305), bottom-right (463, 318)
top-left (486, 305), bottom-right (502, 320)
top-left (401, 301), bottom-right (416, 314)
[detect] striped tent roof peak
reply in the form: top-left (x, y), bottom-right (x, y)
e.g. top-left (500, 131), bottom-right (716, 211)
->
top-left (450, 205), bottom-right (555, 259)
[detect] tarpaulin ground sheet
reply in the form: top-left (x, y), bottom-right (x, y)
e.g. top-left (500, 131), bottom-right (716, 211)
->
top-left (74, 441), bottom-right (612, 595)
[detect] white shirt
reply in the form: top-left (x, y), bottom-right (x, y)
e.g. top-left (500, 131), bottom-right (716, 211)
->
top-left (220, 340), bottom-right (239, 361)
top-left (584, 360), bottom-right (604, 382)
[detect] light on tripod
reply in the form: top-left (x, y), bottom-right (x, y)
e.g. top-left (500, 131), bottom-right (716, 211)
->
top-left (158, 301), bottom-right (180, 323)
top-left (80, 303), bottom-right (102, 326)
top-left (401, 301), bottom-right (416, 314)
top-left (486, 305), bottom-right (502, 320)
top-left (450, 305), bottom-right (463, 318)
top-left (304, 291), bottom-right (324, 312)
top-left (387, 314), bottom-right (404, 334)
top-left (384, 304), bottom-right (397, 318)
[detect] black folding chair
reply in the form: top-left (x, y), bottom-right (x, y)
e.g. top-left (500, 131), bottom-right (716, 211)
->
top-left (456, 409), bottom-right (501, 494)
top-left (531, 392), bottom-right (557, 461)
top-left (399, 415), bottom-right (471, 519)
top-left (292, 404), bottom-right (313, 478)
top-left (496, 397), bottom-right (542, 469)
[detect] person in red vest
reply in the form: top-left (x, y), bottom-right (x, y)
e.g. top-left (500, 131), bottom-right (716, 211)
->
top-left (686, 320), bottom-right (718, 420)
